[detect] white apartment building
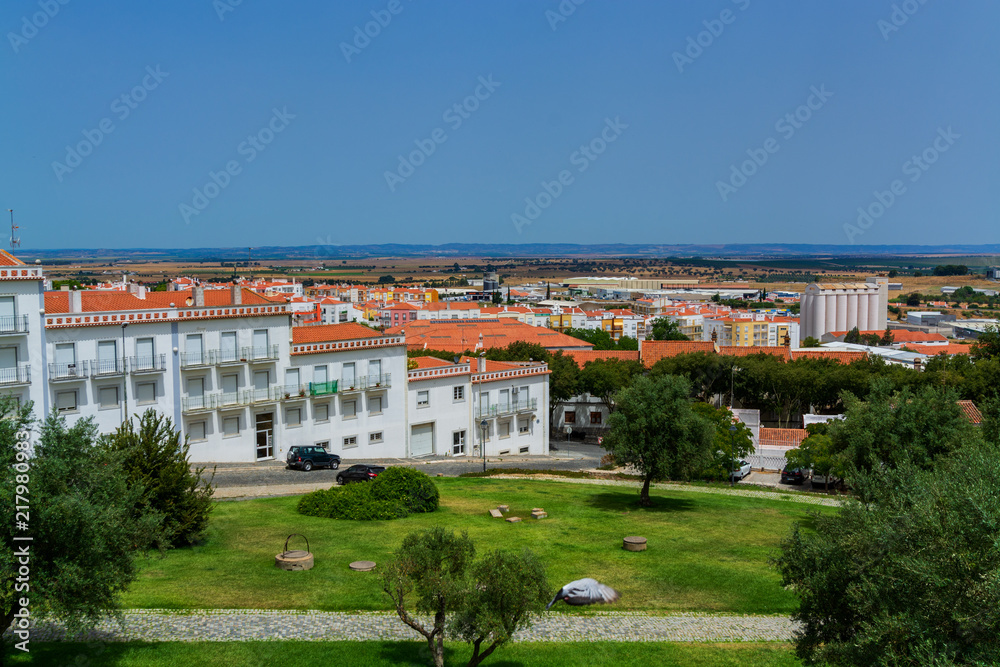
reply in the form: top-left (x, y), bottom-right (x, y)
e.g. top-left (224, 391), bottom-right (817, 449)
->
top-left (318, 298), bottom-right (360, 325)
top-left (1, 253), bottom-right (547, 463)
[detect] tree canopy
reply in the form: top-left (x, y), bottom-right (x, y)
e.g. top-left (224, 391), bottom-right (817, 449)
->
top-left (648, 317), bottom-right (690, 341)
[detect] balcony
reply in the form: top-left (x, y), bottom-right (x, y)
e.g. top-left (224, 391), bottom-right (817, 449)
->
top-left (241, 345), bottom-right (279, 362)
top-left (243, 386), bottom-right (283, 404)
top-left (180, 352), bottom-right (211, 368)
top-left (476, 397), bottom-right (538, 419)
top-left (215, 391), bottom-right (245, 409)
top-left (0, 315), bottom-right (29, 335)
top-left (0, 365), bottom-right (31, 386)
top-left (280, 384), bottom-right (308, 400)
top-left (48, 362), bottom-right (86, 381)
top-left (129, 354), bottom-right (167, 373)
top-left (309, 380), bottom-right (338, 397)
top-left (340, 373), bottom-right (391, 392)
top-left (89, 358), bottom-right (124, 377)
top-left (181, 395), bottom-right (212, 412)
top-left (212, 348), bottom-right (242, 365)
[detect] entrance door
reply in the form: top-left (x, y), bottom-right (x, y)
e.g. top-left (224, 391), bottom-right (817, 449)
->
top-left (410, 423), bottom-right (434, 457)
top-left (0, 296), bottom-right (15, 332)
top-left (368, 359), bottom-right (382, 385)
top-left (0, 346), bottom-right (17, 384)
top-left (255, 412), bottom-right (274, 460)
top-left (342, 362), bottom-right (356, 388)
top-left (220, 331), bottom-right (237, 363)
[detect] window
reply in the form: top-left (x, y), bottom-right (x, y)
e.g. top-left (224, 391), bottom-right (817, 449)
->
top-left (223, 416), bottom-right (240, 436)
top-left (314, 365), bottom-right (328, 385)
top-left (369, 431), bottom-right (383, 444)
top-left (286, 408), bottom-right (301, 427)
top-left (343, 399), bottom-right (357, 418)
top-left (135, 337), bottom-right (155, 368)
top-left (590, 412), bottom-right (602, 425)
top-left (453, 385), bottom-right (465, 401)
top-left (221, 373), bottom-right (239, 403)
top-left (369, 396), bottom-right (382, 414)
top-left (338, 311), bottom-right (348, 323)
top-left (56, 390), bottom-right (77, 412)
top-left (417, 390), bottom-right (429, 407)
top-left (452, 430), bottom-right (466, 455)
top-left (220, 331), bottom-right (238, 362)
top-left (343, 435), bottom-right (358, 449)
top-left (285, 368), bottom-right (300, 393)
top-left (498, 420), bottom-right (511, 439)
top-left (136, 381), bottom-right (156, 404)
top-left (518, 417), bottom-right (531, 434)
top-left (519, 446), bottom-right (529, 454)
top-left (188, 421), bottom-right (206, 441)
top-left (315, 440), bottom-right (330, 451)
top-left (342, 362), bottom-right (356, 388)
top-left (98, 386), bottom-right (119, 409)
top-left (564, 410), bottom-right (576, 424)
top-left (185, 333), bottom-right (204, 364)
top-left (314, 403), bottom-right (329, 422)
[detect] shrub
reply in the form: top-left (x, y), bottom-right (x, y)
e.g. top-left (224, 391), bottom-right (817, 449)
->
top-left (297, 483), bottom-right (408, 521)
top-left (371, 467), bottom-right (440, 513)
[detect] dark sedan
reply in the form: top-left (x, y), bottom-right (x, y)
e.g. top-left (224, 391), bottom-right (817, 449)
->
top-left (336, 464), bottom-right (386, 485)
top-left (780, 466), bottom-right (806, 484)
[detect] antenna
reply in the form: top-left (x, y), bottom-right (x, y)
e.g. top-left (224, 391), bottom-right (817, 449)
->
top-left (8, 210), bottom-right (19, 251)
top-left (248, 247), bottom-right (253, 282)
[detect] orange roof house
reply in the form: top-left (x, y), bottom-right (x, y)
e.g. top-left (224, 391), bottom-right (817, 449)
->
top-left (639, 340), bottom-right (716, 368)
top-left (385, 319), bottom-right (593, 353)
top-left (563, 350), bottom-right (641, 368)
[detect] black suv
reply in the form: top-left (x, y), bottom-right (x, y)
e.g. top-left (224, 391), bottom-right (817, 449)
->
top-left (336, 464), bottom-right (385, 485)
top-left (780, 466), bottom-right (806, 484)
top-left (286, 445), bottom-right (341, 472)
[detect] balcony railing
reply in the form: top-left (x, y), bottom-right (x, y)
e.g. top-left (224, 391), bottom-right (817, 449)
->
top-left (340, 373), bottom-right (391, 392)
top-left (241, 345), bottom-right (279, 362)
top-left (476, 397), bottom-right (538, 419)
top-left (0, 365), bottom-right (30, 385)
top-left (243, 386), bottom-right (283, 404)
top-left (212, 348), bottom-right (242, 364)
top-left (180, 352), bottom-right (211, 368)
top-left (280, 384), bottom-right (308, 400)
top-left (90, 358), bottom-right (124, 377)
top-left (181, 395), bottom-right (212, 412)
top-left (129, 354), bottom-right (167, 373)
top-left (309, 380), bottom-right (338, 396)
top-left (0, 315), bottom-right (29, 334)
top-left (48, 362), bottom-right (85, 380)
top-left (216, 391), bottom-right (244, 408)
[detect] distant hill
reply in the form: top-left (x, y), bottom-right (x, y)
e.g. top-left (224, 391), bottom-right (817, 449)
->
top-left (17, 243), bottom-right (1000, 262)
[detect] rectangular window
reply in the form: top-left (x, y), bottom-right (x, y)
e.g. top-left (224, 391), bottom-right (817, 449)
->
top-left (452, 430), bottom-right (466, 455)
top-left (370, 396), bottom-right (382, 414)
top-left (343, 435), bottom-right (358, 449)
top-left (314, 364), bottom-right (328, 385)
top-left (453, 385), bottom-right (464, 401)
top-left (252, 329), bottom-right (269, 352)
top-left (417, 390), bottom-right (429, 407)
top-left (220, 331), bottom-right (238, 362)
top-left (343, 399), bottom-right (357, 418)
top-left (135, 337), bottom-right (154, 366)
top-left (286, 408), bottom-right (301, 427)
top-left (221, 373), bottom-right (238, 402)
top-left (342, 362), bottom-right (356, 388)
top-left (188, 421), bottom-right (206, 442)
top-left (315, 440), bottom-right (330, 450)
top-left (98, 386), bottom-right (119, 409)
top-left (499, 420), bottom-right (511, 439)
top-left (223, 416), bottom-right (240, 436)
top-left (56, 390), bottom-right (77, 412)
top-left (185, 333), bottom-right (204, 364)
top-left (314, 403), bottom-right (329, 422)
top-left (590, 412), bottom-right (602, 425)
top-left (285, 368), bottom-right (300, 393)
top-left (136, 381), bottom-right (156, 404)
top-left (369, 431), bottom-right (383, 444)
top-left (519, 417), bottom-right (531, 434)
top-left (564, 410), bottom-right (576, 424)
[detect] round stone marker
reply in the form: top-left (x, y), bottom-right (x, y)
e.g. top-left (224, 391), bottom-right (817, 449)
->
top-left (623, 536), bottom-right (647, 552)
top-left (275, 549), bottom-right (314, 571)
top-left (349, 560), bottom-right (376, 572)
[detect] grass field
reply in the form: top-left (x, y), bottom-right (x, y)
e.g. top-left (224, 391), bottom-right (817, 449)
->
top-left (5, 641), bottom-right (803, 667)
top-left (122, 478), bottom-right (829, 614)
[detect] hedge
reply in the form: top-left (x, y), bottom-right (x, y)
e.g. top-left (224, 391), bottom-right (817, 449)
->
top-left (297, 468), bottom-right (438, 520)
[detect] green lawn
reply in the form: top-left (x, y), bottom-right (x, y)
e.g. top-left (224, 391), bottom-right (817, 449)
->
top-left (123, 478), bottom-right (828, 614)
top-left (6, 641), bottom-right (803, 666)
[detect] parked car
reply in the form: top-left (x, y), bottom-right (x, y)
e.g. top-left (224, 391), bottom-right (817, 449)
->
top-left (780, 466), bottom-right (806, 484)
top-left (810, 470), bottom-right (840, 489)
top-left (729, 460), bottom-right (752, 481)
top-left (336, 464), bottom-right (386, 485)
top-left (286, 445), bottom-right (341, 472)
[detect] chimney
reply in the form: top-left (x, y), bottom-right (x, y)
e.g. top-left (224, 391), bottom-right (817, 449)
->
top-left (477, 353), bottom-right (486, 373)
top-left (60, 285), bottom-right (69, 291)
top-left (136, 285), bottom-right (147, 300)
top-left (68, 289), bottom-right (82, 313)
top-left (711, 330), bottom-right (718, 343)
top-left (193, 285), bottom-right (205, 307)
top-left (914, 358), bottom-right (922, 372)
top-left (168, 282), bottom-right (177, 292)
top-left (231, 284), bottom-right (242, 305)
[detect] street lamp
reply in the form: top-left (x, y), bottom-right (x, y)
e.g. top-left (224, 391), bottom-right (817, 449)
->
top-left (121, 323), bottom-right (129, 425)
top-left (480, 419), bottom-right (488, 472)
top-left (727, 424), bottom-right (740, 486)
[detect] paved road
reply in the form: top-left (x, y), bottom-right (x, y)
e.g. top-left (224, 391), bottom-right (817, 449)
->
top-left (9, 609), bottom-right (800, 643)
top-left (202, 441), bottom-right (605, 491)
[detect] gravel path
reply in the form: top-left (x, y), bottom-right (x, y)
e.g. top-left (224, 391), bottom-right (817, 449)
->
top-left (489, 475), bottom-right (845, 507)
top-left (7, 610), bottom-right (799, 643)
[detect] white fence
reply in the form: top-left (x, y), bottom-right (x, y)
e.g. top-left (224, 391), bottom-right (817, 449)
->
top-left (748, 453), bottom-right (789, 471)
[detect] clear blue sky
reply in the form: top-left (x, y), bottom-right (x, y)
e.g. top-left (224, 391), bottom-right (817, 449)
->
top-left (2, 0), bottom-right (997, 249)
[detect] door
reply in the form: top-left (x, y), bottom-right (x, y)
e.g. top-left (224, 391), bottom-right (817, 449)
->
top-left (221, 373), bottom-right (238, 404)
top-left (55, 342), bottom-right (77, 376)
top-left (253, 370), bottom-right (269, 401)
top-left (368, 359), bottom-right (382, 385)
top-left (252, 329), bottom-right (269, 357)
top-left (479, 390), bottom-right (490, 417)
top-left (135, 337), bottom-right (154, 370)
top-left (342, 362), bottom-right (356, 389)
top-left (97, 340), bottom-right (118, 375)
top-left (220, 331), bottom-right (237, 363)
top-left (0, 346), bottom-right (16, 384)
top-left (0, 296), bottom-right (15, 331)
top-left (499, 389), bottom-right (510, 413)
top-left (255, 412), bottom-right (274, 460)
top-left (517, 385), bottom-right (529, 409)
top-left (186, 377), bottom-right (205, 409)
top-left (186, 334), bottom-right (203, 365)
top-left (410, 423), bottom-right (434, 457)
top-left (285, 368), bottom-right (300, 394)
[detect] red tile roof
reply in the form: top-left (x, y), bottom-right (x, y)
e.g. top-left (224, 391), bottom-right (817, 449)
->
top-left (640, 340), bottom-right (716, 368)
top-left (292, 323), bottom-right (383, 344)
top-left (563, 350), bottom-right (641, 368)
top-left (790, 349), bottom-right (868, 363)
top-left (386, 319), bottom-right (593, 353)
top-left (760, 428), bottom-right (808, 448)
top-left (0, 250), bottom-right (25, 266)
top-left (717, 346), bottom-right (791, 358)
top-left (410, 356), bottom-right (455, 369)
top-left (44, 288), bottom-right (274, 314)
top-left (957, 400), bottom-right (983, 425)
top-left (829, 329), bottom-right (947, 343)
top-left (904, 343), bottom-right (972, 356)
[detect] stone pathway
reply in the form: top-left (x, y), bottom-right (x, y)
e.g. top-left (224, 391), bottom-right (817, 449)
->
top-left (6, 610), bottom-right (799, 643)
top-left (491, 474), bottom-right (845, 507)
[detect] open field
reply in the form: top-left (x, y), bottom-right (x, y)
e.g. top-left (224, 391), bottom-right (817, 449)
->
top-left (121, 478), bottom-right (830, 615)
top-left (5, 641), bottom-right (803, 667)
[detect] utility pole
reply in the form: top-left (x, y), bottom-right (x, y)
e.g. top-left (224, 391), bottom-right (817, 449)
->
top-left (8, 209), bottom-right (19, 251)
top-left (248, 247), bottom-right (253, 282)
top-left (121, 323), bottom-right (129, 425)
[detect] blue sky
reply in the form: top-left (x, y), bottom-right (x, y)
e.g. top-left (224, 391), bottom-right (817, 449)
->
top-left (2, 0), bottom-right (997, 249)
